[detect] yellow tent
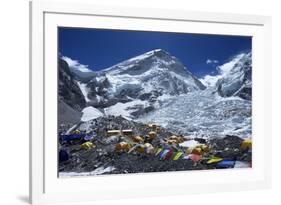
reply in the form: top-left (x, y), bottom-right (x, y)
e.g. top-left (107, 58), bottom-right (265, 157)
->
top-left (132, 135), bottom-right (144, 143)
top-left (199, 144), bottom-right (209, 153)
top-left (115, 142), bottom-right (131, 152)
top-left (73, 129), bottom-right (80, 134)
top-left (148, 123), bottom-right (157, 130)
top-left (148, 131), bottom-right (157, 140)
top-left (80, 142), bottom-right (95, 150)
top-left (186, 144), bottom-right (208, 155)
top-left (167, 139), bottom-right (178, 145)
top-left (136, 145), bottom-right (145, 153)
top-left (241, 139), bottom-right (252, 150)
top-left (144, 143), bottom-right (154, 154)
top-left (191, 147), bottom-right (203, 155)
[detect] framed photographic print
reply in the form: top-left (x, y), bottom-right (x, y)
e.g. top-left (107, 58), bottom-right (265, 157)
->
top-left (30, 1), bottom-right (272, 204)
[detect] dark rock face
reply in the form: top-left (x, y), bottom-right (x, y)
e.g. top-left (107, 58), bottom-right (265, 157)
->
top-left (209, 135), bottom-right (243, 150)
top-left (217, 53), bottom-right (252, 100)
top-left (58, 100), bottom-right (82, 126)
top-left (234, 85), bottom-right (252, 101)
top-left (208, 135), bottom-right (251, 160)
top-left (58, 59), bottom-right (86, 111)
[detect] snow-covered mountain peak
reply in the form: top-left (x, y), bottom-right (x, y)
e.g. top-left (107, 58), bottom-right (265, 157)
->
top-left (127, 48), bottom-right (166, 60)
top-left (76, 49), bottom-right (206, 113)
top-left (102, 49), bottom-right (191, 77)
top-left (61, 56), bottom-right (96, 82)
top-left (219, 52), bottom-right (251, 77)
top-left (113, 49), bottom-right (168, 64)
top-left (213, 52), bottom-right (252, 100)
top-left (200, 52), bottom-right (251, 88)
top-left (61, 56), bottom-right (93, 73)
top-left (100, 49), bottom-right (205, 96)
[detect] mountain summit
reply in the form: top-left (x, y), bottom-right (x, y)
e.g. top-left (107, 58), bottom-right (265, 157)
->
top-left (103, 49), bottom-right (204, 88)
top-left (84, 49), bottom-right (205, 107)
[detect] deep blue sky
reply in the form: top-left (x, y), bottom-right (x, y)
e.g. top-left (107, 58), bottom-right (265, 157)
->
top-left (59, 27), bottom-right (251, 78)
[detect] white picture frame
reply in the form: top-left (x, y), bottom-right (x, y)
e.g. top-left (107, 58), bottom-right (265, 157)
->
top-left (30, 1), bottom-right (272, 204)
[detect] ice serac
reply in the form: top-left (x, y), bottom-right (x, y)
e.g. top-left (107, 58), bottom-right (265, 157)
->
top-left (216, 52), bottom-right (252, 100)
top-left (85, 49), bottom-right (205, 113)
top-left (138, 88), bottom-right (252, 139)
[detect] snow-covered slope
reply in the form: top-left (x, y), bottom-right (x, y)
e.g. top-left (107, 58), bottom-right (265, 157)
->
top-left (81, 106), bottom-right (104, 122)
top-left (84, 49), bottom-right (205, 115)
top-left (201, 52), bottom-right (252, 100)
top-left (77, 81), bottom-right (91, 102)
top-left (104, 99), bottom-right (152, 120)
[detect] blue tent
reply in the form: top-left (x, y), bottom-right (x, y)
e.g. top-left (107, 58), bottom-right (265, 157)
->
top-left (59, 134), bottom-right (85, 144)
top-left (83, 132), bottom-right (96, 141)
top-left (59, 149), bottom-right (69, 162)
top-left (215, 160), bottom-right (236, 168)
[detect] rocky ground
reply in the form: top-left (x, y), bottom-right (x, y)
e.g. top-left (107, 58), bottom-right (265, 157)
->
top-left (58, 116), bottom-right (251, 176)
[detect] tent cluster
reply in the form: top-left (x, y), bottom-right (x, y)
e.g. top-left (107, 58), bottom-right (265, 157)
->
top-left (108, 126), bottom-right (204, 163)
top-left (186, 138), bottom-right (251, 168)
top-left (59, 130), bottom-right (97, 162)
top-left (59, 122), bottom-right (252, 170)
top-left (107, 128), bottom-right (158, 153)
top-left (108, 126), bottom-right (252, 168)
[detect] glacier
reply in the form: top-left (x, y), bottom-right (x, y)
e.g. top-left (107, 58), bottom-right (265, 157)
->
top-left (137, 87), bottom-right (251, 139)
